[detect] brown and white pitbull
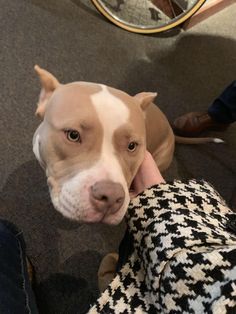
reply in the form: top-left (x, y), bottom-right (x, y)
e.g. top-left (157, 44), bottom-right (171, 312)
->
top-left (33, 66), bottom-right (221, 225)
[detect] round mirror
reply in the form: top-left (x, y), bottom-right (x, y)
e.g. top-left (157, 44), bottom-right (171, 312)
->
top-left (91, 0), bottom-right (206, 33)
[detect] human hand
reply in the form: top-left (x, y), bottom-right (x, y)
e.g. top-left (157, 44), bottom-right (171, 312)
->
top-left (130, 151), bottom-right (165, 198)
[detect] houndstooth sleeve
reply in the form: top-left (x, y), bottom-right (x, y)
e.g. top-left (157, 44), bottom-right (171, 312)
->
top-left (88, 180), bottom-right (236, 314)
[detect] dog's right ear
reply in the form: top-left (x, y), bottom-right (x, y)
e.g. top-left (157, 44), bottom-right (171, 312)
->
top-left (34, 65), bottom-right (60, 119)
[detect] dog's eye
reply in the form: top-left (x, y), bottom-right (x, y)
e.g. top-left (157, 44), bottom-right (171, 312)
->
top-left (128, 141), bottom-right (138, 152)
top-left (66, 130), bottom-right (81, 142)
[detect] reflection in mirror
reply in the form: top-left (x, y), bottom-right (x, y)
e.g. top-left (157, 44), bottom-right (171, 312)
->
top-left (95, 0), bottom-right (203, 28)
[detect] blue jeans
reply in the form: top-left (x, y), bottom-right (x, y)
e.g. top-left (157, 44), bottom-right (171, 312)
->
top-left (208, 80), bottom-right (236, 124)
top-left (0, 220), bottom-right (38, 314)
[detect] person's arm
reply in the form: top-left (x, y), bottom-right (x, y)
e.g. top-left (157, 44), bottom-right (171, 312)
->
top-left (129, 151), bottom-right (165, 198)
top-left (128, 150), bottom-right (230, 236)
top-left (128, 175), bottom-right (231, 244)
top-left (89, 152), bottom-right (236, 313)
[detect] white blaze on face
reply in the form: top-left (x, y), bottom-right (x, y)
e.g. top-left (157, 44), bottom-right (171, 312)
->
top-left (91, 85), bottom-right (130, 183)
top-left (89, 85), bottom-right (131, 222)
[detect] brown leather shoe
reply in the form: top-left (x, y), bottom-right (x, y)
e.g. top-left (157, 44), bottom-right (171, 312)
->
top-left (172, 111), bottom-right (230, 136)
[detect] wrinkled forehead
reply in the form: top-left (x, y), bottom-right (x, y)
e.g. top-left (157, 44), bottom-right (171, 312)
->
top-left (48, 82), bottom-right (138, 106)
top-left (45, 82), bottom-right (144, 130)
top-left (45, 82), bottom-right (102, 121)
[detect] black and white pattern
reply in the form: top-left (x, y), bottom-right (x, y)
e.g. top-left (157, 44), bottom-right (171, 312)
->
top-left (88, 180), bottom-right (236, 313)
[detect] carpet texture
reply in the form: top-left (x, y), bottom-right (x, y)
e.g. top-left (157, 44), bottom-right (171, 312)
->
top-left (0, 0), bottom-right (236, 313)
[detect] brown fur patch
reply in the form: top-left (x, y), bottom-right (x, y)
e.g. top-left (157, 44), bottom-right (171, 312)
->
top-left (39, 83), bottom-right (104, 180)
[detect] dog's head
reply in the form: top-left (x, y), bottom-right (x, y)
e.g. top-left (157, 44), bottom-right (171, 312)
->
top-left (33, 66), bottom-right (156, 224)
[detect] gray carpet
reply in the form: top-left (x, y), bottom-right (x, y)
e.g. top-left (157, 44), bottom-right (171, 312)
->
top-left (0, 0), bottom-right (236, 313)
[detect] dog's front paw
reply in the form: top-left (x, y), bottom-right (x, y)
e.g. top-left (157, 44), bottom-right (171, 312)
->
top-left (98, 253), bottom-right (119, 293)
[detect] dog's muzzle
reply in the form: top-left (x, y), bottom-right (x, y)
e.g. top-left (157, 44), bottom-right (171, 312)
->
top-left (90, 180), bottom-right (125, 214)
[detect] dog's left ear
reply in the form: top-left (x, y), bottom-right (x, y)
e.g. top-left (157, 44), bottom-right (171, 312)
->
top-left (34, 65), bottom-right (60, 119)
top-left (134, 92), bottom-right (158, 110)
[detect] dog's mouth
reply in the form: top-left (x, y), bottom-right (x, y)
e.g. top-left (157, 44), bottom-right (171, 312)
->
top-left (50, 188), bottom-right (129, 225)
top-left (129, 180), bottom-right (136, 199)
top-left (47, 172), bottom-right (132, 224)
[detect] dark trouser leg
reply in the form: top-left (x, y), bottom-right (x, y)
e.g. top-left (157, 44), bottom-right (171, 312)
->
top-left (0, 220), bottom-right (38, 314)
top-left (208, 81), bottom-right (236, 124)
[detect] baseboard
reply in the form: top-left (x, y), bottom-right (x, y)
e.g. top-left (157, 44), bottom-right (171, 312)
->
top-left (183, 0), bottom-right (235, 30)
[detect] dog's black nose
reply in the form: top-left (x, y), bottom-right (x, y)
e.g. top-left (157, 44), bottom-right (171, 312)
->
top-left (90, 180), bottom-right (125, 214)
